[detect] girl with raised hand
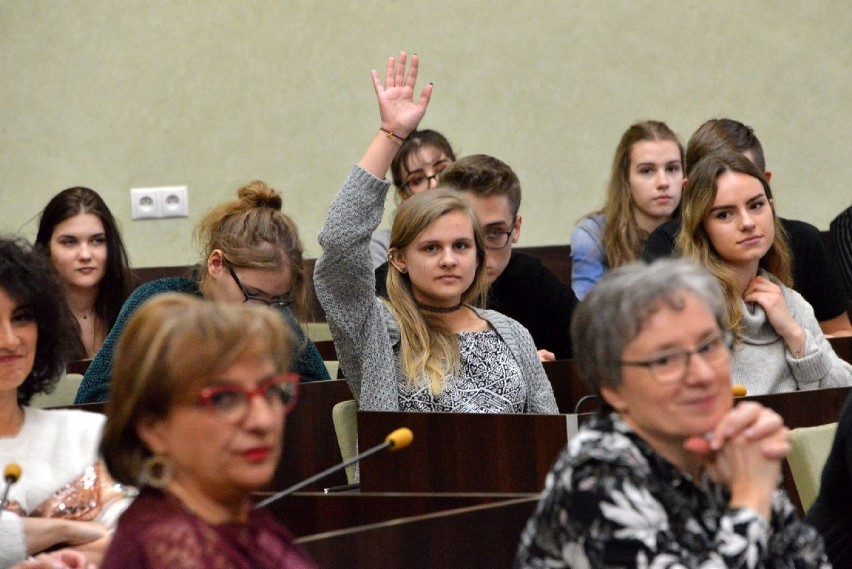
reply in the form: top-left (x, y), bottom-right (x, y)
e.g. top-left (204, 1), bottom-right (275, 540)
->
top-left (314, 52), bottom-right (557, 413)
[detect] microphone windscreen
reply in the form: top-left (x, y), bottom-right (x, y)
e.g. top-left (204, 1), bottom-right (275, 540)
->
top-left (731, 385), bottom-right (747, 397)
top-left (3, 463), bottom-right (21, 483)
top-left (385, 427), bottom-right (414, 451)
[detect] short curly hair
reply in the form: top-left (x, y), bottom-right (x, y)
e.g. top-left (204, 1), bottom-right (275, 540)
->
top-left (0, 237), bottom-right (78, 405)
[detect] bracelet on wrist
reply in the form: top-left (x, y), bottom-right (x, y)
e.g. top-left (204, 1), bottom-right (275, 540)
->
top-left (379, 128), bottom-right (405, 145)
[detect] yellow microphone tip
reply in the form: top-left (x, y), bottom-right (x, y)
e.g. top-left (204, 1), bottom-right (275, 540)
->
top-left (386, 427), bottom-right (414, 451)
top-left (731, 385), bottom-right (747, 397)
top-left (4, 463), bottom-right (21, 482)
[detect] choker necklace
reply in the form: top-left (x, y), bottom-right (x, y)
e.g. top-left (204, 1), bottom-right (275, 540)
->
top-left (415, 301), bottom-right (463, 313)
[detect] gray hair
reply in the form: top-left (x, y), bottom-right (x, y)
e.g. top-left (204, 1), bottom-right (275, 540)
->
top-left (570, 259), bottom-right (725, 393)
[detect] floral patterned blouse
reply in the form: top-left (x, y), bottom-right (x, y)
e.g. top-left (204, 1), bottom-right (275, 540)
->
top-left (515, 412), bottom-right (830, 568)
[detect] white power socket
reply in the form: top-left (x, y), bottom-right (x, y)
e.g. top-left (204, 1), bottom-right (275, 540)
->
top-left (130, 186), bottom-right (189, 220)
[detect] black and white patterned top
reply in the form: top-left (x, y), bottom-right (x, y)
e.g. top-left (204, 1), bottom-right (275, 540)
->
top-left (398, 330), bottom-right (526, 412)
top-left (515, 412), bottom-right (830, 568)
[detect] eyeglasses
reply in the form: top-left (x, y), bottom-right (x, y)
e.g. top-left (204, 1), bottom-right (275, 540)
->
top-left (484, 218), bottom-right (516, 250)
top-left (198, 373), bottom-right (299, 421)
top-left (227, 265), bottom-right (293, 309)
top-left (402, 160), bottom-right (450, 193)
top-left (620, 332), bottom-right (732, 385)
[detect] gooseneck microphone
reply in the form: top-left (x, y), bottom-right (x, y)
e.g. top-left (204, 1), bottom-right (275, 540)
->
top-left (0, 463), bottom-right (22, 511)
top-left (255, 427), bottom-right (413, 509)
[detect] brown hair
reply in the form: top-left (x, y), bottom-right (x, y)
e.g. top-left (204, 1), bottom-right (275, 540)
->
top-left (35, 186), bottom-right (133, 356)
top-left (194, 180), bottom-right (308, 319)
top-left (386, 189), bottom-right (488, 393)
top-left (391, 129), bottom-right (456, 200)
top-left (677, 151), bottom-right (792, 335)
top-left (686, 118), bottom-right (766, 175)
top-left (100, 294), bottom-right (292, 486)
top-left (438, 154), bottom-right (522, 217)
top-left (594, 121), bottom-right (684, 269)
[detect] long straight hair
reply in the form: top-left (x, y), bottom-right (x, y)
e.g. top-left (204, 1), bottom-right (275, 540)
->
top-left (35, 187), bottom-right (133, 355)
top-left (386, 189), bottom-right (488, 394)
top-left (677, 151), bottom-right (792, 336)
top-left (595, 121), bottom-right (684, 268)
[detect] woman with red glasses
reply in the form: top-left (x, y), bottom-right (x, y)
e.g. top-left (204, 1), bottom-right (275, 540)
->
top-left (75, 180), bottom-right (329, 404)
top-left (99, 294), bottom-right (316, 568)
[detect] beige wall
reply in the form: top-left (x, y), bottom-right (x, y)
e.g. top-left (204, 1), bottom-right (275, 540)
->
top-left (2, 1), bottom-right (850, 267)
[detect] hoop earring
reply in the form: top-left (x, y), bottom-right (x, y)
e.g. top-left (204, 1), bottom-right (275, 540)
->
top-left (140, 454), bottom-right (173, 489)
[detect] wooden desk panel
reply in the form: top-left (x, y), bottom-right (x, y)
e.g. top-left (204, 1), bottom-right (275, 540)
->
top-left (357, 411), bottom-right (575, 493)
top-left (744, 386), bottom-right (850, 430)
top-left (296, 496), bottom-right (539, 569)
top-left (543, 359), bottom-right (596, 413)
top-left (271, 379), bottom-right (353, 491)
top-left (828, 335), bottom-right (852, 364)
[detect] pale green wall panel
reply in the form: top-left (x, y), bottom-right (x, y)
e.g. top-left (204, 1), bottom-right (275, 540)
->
top-left (2, 1), bottom-right (849, 267)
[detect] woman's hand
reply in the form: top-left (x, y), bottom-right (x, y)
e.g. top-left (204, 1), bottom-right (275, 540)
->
top-left (685, 401), bottom-right (790, 459)
top-left (372, 51), bottom-right (432, 140)
top-left (23, 518), bottom-right (106, 556)
top-left (536, 349), bottom-right (556, 362)
top-left (713, 429), bottom-right (784, 520)
top-left (684, 402), bottom-right (788, 520)
top-left (13, 550), bottom-right (95, 569)
top-left (743, 275), bottom-right (806, 357)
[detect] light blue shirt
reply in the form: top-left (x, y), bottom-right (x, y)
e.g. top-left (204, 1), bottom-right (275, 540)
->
top-left (570, 213), bottom-right (607, 300)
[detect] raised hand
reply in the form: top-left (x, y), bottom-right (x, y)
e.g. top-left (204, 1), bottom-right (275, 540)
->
top-left (371, 51), bottom-right (432, 140)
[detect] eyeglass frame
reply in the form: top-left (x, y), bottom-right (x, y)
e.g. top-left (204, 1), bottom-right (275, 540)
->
top-left (483, 217), bottom-right (517, 250)
top-left (197, 372), bottom-right (300, 420)
top-left (619, 331), bottom-right (733, 385)
top-left (401, 159), bottom-right (451, 192)
top-left (227, 264), bottom-right (293, 309)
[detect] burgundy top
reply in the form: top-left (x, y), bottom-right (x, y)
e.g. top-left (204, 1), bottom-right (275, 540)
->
top-left (101, 488), bottom-right (316, 569)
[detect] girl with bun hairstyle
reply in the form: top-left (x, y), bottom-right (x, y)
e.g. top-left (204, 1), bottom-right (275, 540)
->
top-left (75, 181), bottom-right (329, 404)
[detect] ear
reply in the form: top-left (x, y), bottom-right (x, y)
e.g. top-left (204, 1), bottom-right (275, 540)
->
top-left (681, 176), bottom-right (687, 190)
top-left (207, 249), bottom-right (226, 278)
top-left (763, 170), bottom-right (772, 182)
top-left (600, 385), bottom-right (628, 413)
top-left (388, 249), bottom-right (408, 274)
top-left (511, 214), bottom-right (523, 245)
top-left (137, 415), bottom-right (170, 456)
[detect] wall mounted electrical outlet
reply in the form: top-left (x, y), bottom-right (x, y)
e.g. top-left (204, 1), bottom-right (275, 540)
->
top-left (130, 186), bottom-right (189, 219)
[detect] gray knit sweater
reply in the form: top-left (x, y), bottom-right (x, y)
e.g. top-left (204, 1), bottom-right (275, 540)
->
top-left (314, 166), bottom-right (558, 413)
top-left (731, 271), bottom-right (852, 395)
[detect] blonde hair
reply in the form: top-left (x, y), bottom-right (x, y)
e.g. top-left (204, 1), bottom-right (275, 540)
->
top-left (677, 151), bottom-right (792, 336)
top-left (386, 189), bottom-right (488, 394)
top-left (194, 180), bottom-right (308, 318)
top-left (100, 294), bottom-right (292, 486)
top-left (595, 121), bottom-right (684, 268)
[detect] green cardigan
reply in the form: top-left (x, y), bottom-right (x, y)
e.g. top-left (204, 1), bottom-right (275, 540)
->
top-left (75, 277), bottom-right (329, 404)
